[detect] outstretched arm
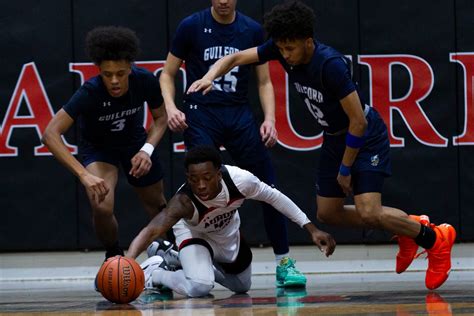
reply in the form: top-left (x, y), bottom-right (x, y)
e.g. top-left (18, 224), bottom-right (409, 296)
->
top-left (187, 47), bottom-right (260, 95)
top-left (237, 168), bottom-right (336, 256)
top-left (126, 193), bottom-right (194, 259)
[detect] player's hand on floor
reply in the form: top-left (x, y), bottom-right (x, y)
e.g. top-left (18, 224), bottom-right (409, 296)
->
top-left (187, 79), bottom-right (213, 95)
top-left (337, 173), bottom-right (352, 196)
top-left (166, 107), bottom-right (188, 132)
top-left (80, 173), bottom-right (109, 204)
top-left (260, 120), bottom-right (278, 147)
top-left (311, 230), bottom-right (336, 257)
top-left (130, 151), bottom-right (152, 178)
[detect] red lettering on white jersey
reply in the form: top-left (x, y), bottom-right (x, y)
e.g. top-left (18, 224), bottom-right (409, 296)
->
top-left (359, 55), bottom-right (448, 147)
top-left (450, 53), bottom-right (474, 145)
top-left (0, 62), bottom-right (77, 156)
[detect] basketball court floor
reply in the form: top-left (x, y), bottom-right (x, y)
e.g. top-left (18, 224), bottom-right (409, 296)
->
top-left (1, 244), bottom-right (473, 315)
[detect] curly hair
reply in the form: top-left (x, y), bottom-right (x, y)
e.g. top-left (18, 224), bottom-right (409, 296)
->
top-left (184, 146), bottom-right (222, 170)
top-left (85, 26), bottom-right (140, 65)
top-left (263, 1), bottom-right (315, 42)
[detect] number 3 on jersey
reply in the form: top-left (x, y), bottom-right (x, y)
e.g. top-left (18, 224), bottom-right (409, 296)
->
top-left (212, 65), bottom-right (239, 93)
top-left (111, 119), bottom-right (126, 131)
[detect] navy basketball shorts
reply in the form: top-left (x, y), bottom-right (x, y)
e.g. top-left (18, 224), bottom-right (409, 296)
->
top-left (183, 102), bottom-right (272, 169)
top-left (80, 140), bottom-right (164, 187)
top-left (316, 107), bottom-right (392, 197)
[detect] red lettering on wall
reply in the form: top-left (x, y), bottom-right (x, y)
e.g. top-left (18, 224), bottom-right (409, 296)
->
top-left (359, 55), bottom-right (448, 147)
top-left (0, 62), bottom-right (77, 156)
top-left (450, 53), bottom-right (474, 145)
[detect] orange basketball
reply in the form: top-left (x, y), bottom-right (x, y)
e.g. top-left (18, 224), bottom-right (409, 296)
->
top-left (96, 256), bottom-right (145, 304)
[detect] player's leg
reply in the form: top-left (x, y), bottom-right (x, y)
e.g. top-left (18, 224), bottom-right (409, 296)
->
top-left (84, 161), bottom-right (121, 257)
top-left (349, 108), bottom-right (454, 282)
top-left (133, 180), bottom-right (166, 218)
top-left (352, 187), bottom-right (456, 289)
top-left (214, 265), bottom-right (252, 294)
top-left (213, 236), bottom-right (253, 293)
top-left (150, 242), bottom-right (215, 297)
top-left (353, 191), bottom-right (420, 237)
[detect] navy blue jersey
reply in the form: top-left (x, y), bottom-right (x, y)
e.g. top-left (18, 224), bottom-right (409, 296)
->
top-left (171, 8), bottom-right (264, 106)
top-left (63, 66), bottom-right (163, 147)
top-left (258, 39), bottom-right (358, 133)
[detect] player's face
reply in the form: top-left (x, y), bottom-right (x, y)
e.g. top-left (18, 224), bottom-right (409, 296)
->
top-left (275, 38), bottom-right (314, 66)
top-left (211, 0), bottom-right (237, 17)
top-left (186, 162), bottom-right (222, 201)
top-left (99, 60), bottom-right (132, 98)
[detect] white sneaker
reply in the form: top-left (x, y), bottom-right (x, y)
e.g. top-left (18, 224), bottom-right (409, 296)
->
top-left (147, 239), bottom-right (181, 269)
top-left (140, 255), bottom-right (167, 290)
top-left (147, 239), bottom-right (173, 256)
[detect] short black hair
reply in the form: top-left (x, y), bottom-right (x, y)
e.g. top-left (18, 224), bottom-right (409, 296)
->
top-left (85, 26), bottom-right (140, 65)
top-left (184, 146), bottom-right (222, 170)
top-left (263, 1), bottom-right (315, 42)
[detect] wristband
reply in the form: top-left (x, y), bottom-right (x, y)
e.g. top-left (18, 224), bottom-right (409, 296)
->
top-left (339, 163), bottom-right (351, 176)
top-left (346, 132), bottom-right (365, 149)
top-left (140, 143), bottom-right (154, 156)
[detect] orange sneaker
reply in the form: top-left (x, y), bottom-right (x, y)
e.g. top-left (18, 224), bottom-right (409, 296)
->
top-left (425, 292), bottom-right (452, 315)
top-left (425, 223), bottom-right (456, 290)
top-left (396, 215), bottom-right (430, 274)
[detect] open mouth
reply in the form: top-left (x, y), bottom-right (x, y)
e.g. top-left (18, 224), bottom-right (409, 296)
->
top-left (197, 193), bottom-right (209, 200)
top-left (110, 87), bottom-right (121, 96)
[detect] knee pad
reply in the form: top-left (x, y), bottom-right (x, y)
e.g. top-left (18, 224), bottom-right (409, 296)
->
top-left (187, 280), bottom-right (214, 297)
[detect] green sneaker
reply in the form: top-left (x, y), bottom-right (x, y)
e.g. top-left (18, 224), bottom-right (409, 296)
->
top-left (276, 257), bottom-right (307, 288)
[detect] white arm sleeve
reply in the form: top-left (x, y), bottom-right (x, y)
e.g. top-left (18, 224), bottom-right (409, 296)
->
top-left (228, 166), bottom-right (311, 228)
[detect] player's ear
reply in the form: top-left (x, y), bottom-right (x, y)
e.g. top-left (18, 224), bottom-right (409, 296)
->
top-left (304, 37), bottom-right (313, 48)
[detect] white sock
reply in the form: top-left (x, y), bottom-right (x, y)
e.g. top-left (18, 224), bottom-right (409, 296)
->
top-left (275, 253), bottom-right (289, 266)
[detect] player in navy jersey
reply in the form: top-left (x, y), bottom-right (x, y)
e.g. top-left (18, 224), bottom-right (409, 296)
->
top-left (188, 1), bottom-right (456, 290)
top-left (160, 0), bottom-right (307, 287)
top-left (42, 26), bottom-right (168, 260)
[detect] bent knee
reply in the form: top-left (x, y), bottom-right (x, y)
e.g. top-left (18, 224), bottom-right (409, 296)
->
top-left (316, 211), bottom-right (329, 224)
top-left (358, 207), bottom-right (382, 227)
top-left (187, 280), bottom-right (214, 298)
top-left (231, 279), bottom-right (251, 294)
top-left (316, 208), bottom-right (340, 224)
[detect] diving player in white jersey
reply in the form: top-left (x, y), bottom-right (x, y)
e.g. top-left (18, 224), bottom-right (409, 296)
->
top-left (127, 146), bottom-right (335, 297)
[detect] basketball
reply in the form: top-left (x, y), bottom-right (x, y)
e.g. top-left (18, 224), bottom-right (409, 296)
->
top-left (96, 256), bottom-right (145, 304)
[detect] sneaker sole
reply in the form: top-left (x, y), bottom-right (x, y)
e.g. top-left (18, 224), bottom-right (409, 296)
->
top-left (276, 280), bottom-right (307, 288)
